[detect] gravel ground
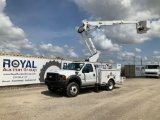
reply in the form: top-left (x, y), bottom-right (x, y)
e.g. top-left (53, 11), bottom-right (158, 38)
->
top-left (0, 78), bottom-right (160, 120)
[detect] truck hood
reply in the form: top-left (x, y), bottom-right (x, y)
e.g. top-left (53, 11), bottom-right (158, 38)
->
top-left (52, 69), bottom-right (76, 77)
top-left (145, 69), bottom-right (159, 73)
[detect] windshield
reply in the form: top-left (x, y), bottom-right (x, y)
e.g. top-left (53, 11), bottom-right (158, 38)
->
top-left (145, 65), bottom-right (159, 69)
top-left (67, 63), bottom-right (84, 71)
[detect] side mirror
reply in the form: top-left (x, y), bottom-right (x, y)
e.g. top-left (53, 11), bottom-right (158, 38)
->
top-left (76, 68), bottom-right (80, 71)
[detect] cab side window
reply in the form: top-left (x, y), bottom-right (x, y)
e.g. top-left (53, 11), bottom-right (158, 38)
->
top-left (82, 64), bottom-right (93, 73)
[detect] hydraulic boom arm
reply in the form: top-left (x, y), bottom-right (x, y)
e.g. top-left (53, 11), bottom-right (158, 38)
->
top-left (78, 20), bottom-right (150, 62)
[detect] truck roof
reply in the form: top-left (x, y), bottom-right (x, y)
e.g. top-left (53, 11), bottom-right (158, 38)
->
top-left (146, 62), bottom-right (160, 65)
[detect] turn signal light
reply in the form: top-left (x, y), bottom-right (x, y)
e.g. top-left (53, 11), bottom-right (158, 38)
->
top-left (60, 75), bottom-right (66, 80)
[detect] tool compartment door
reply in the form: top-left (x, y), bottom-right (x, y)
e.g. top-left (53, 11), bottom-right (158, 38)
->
top-left (99, 69), bottom-right (119, 84)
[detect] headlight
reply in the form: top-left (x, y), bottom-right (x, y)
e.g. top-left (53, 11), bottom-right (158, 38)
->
top-left (60, 75), bottom-right (66, 80)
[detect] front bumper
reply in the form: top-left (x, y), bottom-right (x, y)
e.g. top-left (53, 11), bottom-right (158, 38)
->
top-left (144, 72), bottom-right (159, 77)
top-left (144, 74), bottom-right (159, 77)
top-left (45, 79), bottom-right (67, 88)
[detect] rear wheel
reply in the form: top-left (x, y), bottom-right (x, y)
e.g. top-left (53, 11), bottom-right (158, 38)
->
top-left (48, 86), bottom-right (58, 92)
top-left (66, 82), bottom-right (79, 97)
top-left (105, 80), bottom-right (114, 91)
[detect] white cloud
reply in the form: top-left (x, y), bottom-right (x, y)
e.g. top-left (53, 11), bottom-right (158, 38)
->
top-left (153, 51), bottom-right (159, 55)
top-left (0, 0), bottom-right (37, 55)
top-left (91, 29), bottom-right (122, 53)
top-left (117, 51), bottom-right (150, 64)
top-left (136, 55), bottom-right (142, 60)
top-left (0, 0), bottom-right (6, 12)
top-left (135, 48), bottom-right (141, 53)
top-left (153, 56), bottom-right (160, 60)
top-left (117, 51), bottom-right (135, 61)
top-left (152, 51), bottom-right (160, 61)
top-left (108, 59), bottom-right (114, 63)
top-left (156, 56), bottom-right (160, 59)
top-left (143, 56), bottom-right (148, 61)
top-left (40, 43), bottom-right (64, 54)
top-left (121, 0), bottom-right (131, 8)
top-left (0, 0), bottom-right (79, 59)
top-left (129, 11), bottom-right (159, 21)
top-left (39, 43), bottom-right (78, 59)
top-left (73, 0), bottom-right (130, 20)
top-left (146, 20), bottom-right (160, 38)
top-left (64, 45), bottom-right (79, 59)
top-left (123, 51), bottom-right (135, 57)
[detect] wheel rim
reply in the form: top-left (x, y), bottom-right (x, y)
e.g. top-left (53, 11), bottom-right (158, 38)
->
top-left (109, 82), bottom-right (113, 89)
top-left (70, 85), bottom-right (78, 95)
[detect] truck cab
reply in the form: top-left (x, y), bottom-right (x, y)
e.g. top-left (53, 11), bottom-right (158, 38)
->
top-left (145, 62), bottom-right (160, 78)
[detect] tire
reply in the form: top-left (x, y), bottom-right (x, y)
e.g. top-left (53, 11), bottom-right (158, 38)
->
top-left (48, 86), bottom-right (58, 92)
top-left (105, 80), bottom-right (114, 91)
top-left (66, 82), bottom-right (79, 97)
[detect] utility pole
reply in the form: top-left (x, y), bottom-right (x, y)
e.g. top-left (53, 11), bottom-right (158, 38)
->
top-left (134, 56), bottom-right (135, 65)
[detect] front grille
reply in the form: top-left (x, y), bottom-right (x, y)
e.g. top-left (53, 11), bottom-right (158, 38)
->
top-left (46, 73), bottom-right (60, 81)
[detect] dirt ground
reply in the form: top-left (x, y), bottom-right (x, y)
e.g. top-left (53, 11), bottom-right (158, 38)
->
top-left (0, 78), bottom-right (160, 120)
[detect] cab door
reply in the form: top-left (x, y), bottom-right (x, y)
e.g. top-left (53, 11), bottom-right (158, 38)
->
top-left (80, 64), bottom-right (96, 86)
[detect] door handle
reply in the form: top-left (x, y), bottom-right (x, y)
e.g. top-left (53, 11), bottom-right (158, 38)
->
top-left (93, 74), bottom-right (95, 76)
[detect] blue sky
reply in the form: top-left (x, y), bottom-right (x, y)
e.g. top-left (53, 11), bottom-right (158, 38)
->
top-left (0, 0), bottom-right (160, 65)
top-left (5, 0), bottom-right (85, 55)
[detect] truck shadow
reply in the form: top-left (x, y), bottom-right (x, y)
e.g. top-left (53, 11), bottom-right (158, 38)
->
top-left (41, 89), bottom-right (66, 98)
top-left (41, 86), bottom-right (121, 98)
top-left (145, 76), bottom-right (160, 79)
top-left (41, 88), bottom-right (95, 98)
top-left (114, 86), bottom-right (121, 89)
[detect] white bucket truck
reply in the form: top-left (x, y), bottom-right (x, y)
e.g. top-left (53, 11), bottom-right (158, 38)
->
top-left (45, 61), bottom-right (124, 97)
top-left (45, 20), bottom-right (150, 97)
top-left (145, 62), bottom-right (160, 78)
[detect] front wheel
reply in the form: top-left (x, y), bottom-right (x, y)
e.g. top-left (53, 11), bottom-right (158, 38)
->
top-left (66, 82), bottom-right (79, 97)
top-left (105, 80), bottom-right (114, 91)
